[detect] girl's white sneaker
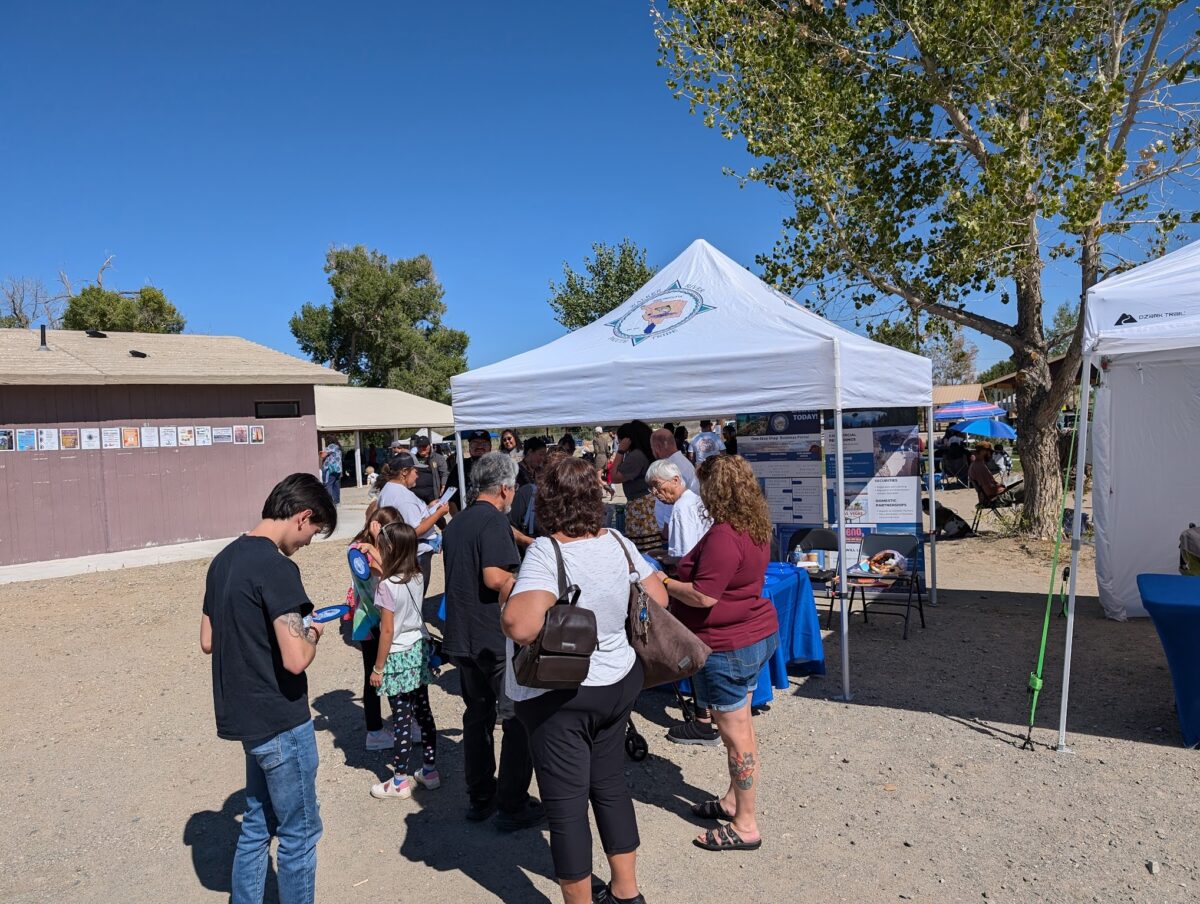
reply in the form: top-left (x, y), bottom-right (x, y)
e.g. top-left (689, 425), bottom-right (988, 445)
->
top-left (413, 768), bottom-right (441, 790)
top-left (370, 777), bottom-right (412, 800)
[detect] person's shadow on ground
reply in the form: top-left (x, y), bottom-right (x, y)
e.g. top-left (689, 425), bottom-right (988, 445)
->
top-left (183, 791), bottom-right (280, 903)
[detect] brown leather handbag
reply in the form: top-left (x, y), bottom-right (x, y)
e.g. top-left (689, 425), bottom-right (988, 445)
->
top-left (512, 538), bottom-right (598, 690)
top-left (614, 535), bottom-right (711, 688)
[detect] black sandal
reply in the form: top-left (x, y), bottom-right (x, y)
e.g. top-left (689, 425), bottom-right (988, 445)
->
top-left (693, 824), bottom-right (762, 852)
top-left (690, 798), bottom-right (734, 820)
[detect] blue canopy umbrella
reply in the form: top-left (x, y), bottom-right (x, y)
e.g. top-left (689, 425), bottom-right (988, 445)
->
top-left (934, 399), bottom-right (1007, 420)
top-left (952, 417), bottom-right (1017, 440)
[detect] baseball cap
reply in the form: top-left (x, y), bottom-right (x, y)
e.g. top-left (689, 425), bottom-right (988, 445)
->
top-left (594, 426), bottom-right (604, 433)
top-left (386, 451), bottom-right (417, 470)
top-left (523, 436), bottom-right (547, 454)
top-left (388, 439), bottom-right (406, 449)
top-left (411, 434), bottom-right (431, 448)
top-left (464, 429), bottom-right (492, 442)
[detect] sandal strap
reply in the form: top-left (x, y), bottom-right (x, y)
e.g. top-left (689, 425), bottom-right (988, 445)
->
top-left (721, 825), bottom-right (744, 846)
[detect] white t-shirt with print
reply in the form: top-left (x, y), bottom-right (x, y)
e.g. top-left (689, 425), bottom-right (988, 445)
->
top-left (505, 530), bottom-right (655, 703)
top-left (692, 431), bottom-right (725, 464)
top-left (375, 574), bottom-right (428, 653)
top-left (667, 489), bottom-right (713, 559)
top-left (378, 481), bottom-right (437, 556)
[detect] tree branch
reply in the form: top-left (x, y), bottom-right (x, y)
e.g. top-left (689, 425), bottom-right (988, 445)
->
top-left (1110, 8), bottom-right (1168, 155)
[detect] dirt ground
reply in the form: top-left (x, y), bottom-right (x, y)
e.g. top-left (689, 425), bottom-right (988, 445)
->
top-left (2, 488), bottom-right (1196, 903)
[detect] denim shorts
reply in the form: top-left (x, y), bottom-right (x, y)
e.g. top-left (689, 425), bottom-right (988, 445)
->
top-left (690, 633), bottom-right (778, 713)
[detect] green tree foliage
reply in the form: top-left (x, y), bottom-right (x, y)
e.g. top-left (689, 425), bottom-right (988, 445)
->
top-left (290, 246), bottom-right (467, 403)
top-left (1047, 301), bottom-right (1080, 355)
top-left (867, 313), bottom-right (978, 384)
top-left (62, 285), bottom-right (185, 333)
top-left (656, 1), bottom-right (1200, 536)
top-left (548, 239), bottom-right (657, 329)
top-left (978, 358), bottom-right (1017, 384)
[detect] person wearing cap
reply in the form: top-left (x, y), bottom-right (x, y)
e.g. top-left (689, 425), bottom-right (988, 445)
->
top-left (447, 429), bottom-right (493, 514)
top-left (968, 441), bottom-right (1024, 507)
top-left (410, 434), bottom-right (449, 507)
top-left (378, 452), bottom-right (451, 592)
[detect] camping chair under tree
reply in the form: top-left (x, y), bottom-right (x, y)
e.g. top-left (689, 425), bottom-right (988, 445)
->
top-left (970, 478), bottom-right (1023, 533)
top-left (844, 533), bottom-right (926, 640)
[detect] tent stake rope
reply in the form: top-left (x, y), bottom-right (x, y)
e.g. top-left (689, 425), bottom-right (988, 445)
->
top-left (1021, 420), bottom-right (1079, 752)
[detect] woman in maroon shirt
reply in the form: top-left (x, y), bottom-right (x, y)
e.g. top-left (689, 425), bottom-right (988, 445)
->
top-left (661, 455), bottom-right (778, 852)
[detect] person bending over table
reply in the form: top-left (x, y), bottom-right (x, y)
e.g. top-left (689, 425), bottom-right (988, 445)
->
top-left (968, 440), bottom-right (1024, 506)
top-left (658, 454), bottom-right (778, 853)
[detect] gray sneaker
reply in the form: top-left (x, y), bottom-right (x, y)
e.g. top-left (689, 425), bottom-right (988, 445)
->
top-left (666, 720), bottom-right (721, 746)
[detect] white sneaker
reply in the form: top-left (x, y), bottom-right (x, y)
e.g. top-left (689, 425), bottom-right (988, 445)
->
top-left (412, 768), bottom-right (441, 790)
top-left (365, 728), bottom-right (393, 751)
top-left (411, 721), bottom-right (423, 745)
top-left (371, 777), bottom-right (412, 800)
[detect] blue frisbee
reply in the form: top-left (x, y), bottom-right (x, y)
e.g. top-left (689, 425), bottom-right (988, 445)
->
top-left (311, 604), bottom-right (350, 623)
top-left (348, 547), bottom-right (371, 580)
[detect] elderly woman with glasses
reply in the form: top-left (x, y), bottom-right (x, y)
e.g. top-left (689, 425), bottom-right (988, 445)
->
top-left (646, 459), bottom-right (712, 561)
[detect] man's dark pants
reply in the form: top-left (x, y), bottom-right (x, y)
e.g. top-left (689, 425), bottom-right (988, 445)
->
top-left (451, 649), bottom-right (533, 813)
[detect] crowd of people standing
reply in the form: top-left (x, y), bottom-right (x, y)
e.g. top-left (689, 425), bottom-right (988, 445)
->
top-left (202, 417), bottom-right (775, 904)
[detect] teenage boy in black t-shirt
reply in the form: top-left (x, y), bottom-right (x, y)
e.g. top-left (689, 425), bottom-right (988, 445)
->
top-left (200, 473), bottom-right (337, 904)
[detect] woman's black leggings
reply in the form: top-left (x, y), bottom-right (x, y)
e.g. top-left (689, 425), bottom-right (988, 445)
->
top-left (515, 659), bottom-right (643, 882)
top-left (359, 634), bottom-right (382, 732)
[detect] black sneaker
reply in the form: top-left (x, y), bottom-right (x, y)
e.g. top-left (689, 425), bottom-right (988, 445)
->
top-left (465, 799), bottom-right (497, 822)
top-left (593, 882), bottom-right (647, 904)
top-left (666, 720), bottom-right (720, 746)
top-left (495, 799), bottom-right (546, 832)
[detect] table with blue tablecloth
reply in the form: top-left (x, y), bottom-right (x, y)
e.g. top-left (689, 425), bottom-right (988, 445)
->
top-left (677, 561), bottom-right (825, 707)
top-left (1138, 573), bottom-right (1200, 748)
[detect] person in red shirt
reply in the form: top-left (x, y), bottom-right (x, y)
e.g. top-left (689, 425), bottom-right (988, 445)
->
top-left (659, 455), bottom-right (778, 853)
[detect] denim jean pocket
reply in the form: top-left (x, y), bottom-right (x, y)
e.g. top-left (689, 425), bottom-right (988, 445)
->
top-left (246, 734), bottom-right (283, 771)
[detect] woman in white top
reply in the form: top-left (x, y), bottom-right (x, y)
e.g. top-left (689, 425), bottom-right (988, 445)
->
top-left (502, 457), bottom-right (667, 904)
top-left (377, 451), bottom-right (451, 593)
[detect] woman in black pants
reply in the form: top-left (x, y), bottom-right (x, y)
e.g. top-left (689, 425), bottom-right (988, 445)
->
top-left (502, 457), bottom-right (667, 904)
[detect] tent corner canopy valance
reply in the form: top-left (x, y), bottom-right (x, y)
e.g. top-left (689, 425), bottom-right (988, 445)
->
top-left (450, 239), bottom-right (931, 432)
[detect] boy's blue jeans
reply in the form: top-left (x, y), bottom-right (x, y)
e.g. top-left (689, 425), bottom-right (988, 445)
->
top-left (231, 720), bottom-right (322, 904)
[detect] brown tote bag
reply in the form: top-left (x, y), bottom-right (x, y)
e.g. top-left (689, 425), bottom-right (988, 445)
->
top-left (613, 534), bottom-right (710, 688)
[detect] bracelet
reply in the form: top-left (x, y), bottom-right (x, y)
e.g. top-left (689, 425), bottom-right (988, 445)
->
top-left (372, 665), bottom-right (384, 676)
top-left (661, 576), bottom-right (672, 586)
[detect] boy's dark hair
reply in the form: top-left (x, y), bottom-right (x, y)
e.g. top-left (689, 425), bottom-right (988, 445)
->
top-left (261, 473), bottom-right (338, 536)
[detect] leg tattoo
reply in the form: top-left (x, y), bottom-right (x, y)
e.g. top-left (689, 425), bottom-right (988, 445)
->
top-left (728, 751), bottom-right (756, 791)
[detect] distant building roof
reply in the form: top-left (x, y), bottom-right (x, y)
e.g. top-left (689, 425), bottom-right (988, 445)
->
top-left (932, 383), bottom-right (984, 406)
top-left (315, 385), bottom-right (454, 432)
top-left (0, 329), bottom-right (347, 386)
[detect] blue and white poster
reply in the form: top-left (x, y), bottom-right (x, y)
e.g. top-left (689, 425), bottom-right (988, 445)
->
top-left (736, 411), bottom-right (825, 552)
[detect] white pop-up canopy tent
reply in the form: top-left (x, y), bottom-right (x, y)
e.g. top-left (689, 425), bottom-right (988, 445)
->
top-left (451, 238), bottom-right (934, 699)
top-left (1058, 238), bottom-right (1200, 748)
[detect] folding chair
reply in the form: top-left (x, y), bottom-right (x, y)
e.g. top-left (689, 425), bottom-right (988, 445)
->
top-left (845, 533), bottom-right (926, 640)
top-left (796, 528), bottom-right (846, 629)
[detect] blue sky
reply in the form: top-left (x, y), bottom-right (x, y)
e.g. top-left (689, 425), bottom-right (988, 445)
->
top-left (1, 2), bottom-right (1195, 376)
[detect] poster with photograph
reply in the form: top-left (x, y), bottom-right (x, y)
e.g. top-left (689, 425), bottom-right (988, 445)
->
top-left (102, 428), bottom-right (121, 449)
top-left (178, 426), bottom-right (196, 446)
top-left (81, 428), bottom-right (101, 450)
top-left (249, 425), bottom-right (265, 444)
top-left (159, 426), bottom-right (178, 447)
top-left (195, 426), bottom-right (213, 446)
top-left (121, 427), bottom-right (141, 449)
top-left (140, 426), bottom-right (160, 448)
top-left (0, 429), bottom-right (13, 451)
top-left (232, 425), bottom-right (249, 444)
top-left (212, 426), bottom-right (234, 444)
top-left (59, 428), bottom-right (80, 450)
top-left (38, 429), bottom-right (60, 451)
top-left (16, 429), bottom-right (37, 451)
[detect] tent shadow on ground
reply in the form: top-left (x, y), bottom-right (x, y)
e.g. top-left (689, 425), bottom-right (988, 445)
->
top-left (799, 586), bottom-right (1182, 748)
top-left (183, 791), bottom-right (280, 903)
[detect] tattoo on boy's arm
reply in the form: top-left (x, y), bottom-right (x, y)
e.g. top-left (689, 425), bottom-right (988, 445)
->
top-left (728, 751), bottom-right (756, 791)
top-left (281, 612), bottom-right (318, 645)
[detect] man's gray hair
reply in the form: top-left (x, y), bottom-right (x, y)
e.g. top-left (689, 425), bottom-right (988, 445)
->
top-left (646, 459), bottom-right (682, 486)
top-left (469, 451), bottom-right (519, 501)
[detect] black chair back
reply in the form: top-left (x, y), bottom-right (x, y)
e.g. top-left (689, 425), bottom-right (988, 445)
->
top-left (801, 528), bottom-right (840, 553)
top-left (859, 532), bottom-right (920, 566)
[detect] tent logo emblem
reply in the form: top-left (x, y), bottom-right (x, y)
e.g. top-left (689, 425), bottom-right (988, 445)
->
top-left (1115, 313), bottom-right (1138, 325)
top-left (607, 282), bottom-right (715, 346)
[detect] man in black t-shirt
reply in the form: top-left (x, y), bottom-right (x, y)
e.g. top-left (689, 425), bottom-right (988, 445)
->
top-left (200, 473), bottom-right (337, 903)
top-left (447, 429), bottom-right (493, 514)
top-left (441, 452), bottom-right (542, 830)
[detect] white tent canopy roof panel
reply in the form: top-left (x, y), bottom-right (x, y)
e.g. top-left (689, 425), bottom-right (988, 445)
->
top-left (451, 239), bottom-right (931, 431)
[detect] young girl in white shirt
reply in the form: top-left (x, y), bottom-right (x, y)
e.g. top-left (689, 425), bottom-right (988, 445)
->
top-left (368, 521), bottom-right (440, 800)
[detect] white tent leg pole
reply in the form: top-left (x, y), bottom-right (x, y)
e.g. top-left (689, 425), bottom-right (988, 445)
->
top-left (927, 405), bottom-right (938, 607)
top-left (832, 338), bottom-right (852, 702)
top-left (354, 431), bottom-right (363, 488)
top-left (455, 432), bottom-right (467, 506)
top-left (1058, 354), bottom-right (1095, 753)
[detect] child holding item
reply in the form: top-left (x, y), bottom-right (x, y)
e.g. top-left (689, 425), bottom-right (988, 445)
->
top-left (369, 521), bottom-right (440, 799)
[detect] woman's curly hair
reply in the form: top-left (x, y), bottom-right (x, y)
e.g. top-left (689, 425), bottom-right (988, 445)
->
top-left (536, 455), bottom-right (604, 537)
top-left (696, 454), bottom-right (773, 546)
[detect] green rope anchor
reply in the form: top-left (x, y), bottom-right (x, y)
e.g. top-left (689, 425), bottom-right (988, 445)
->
top-left (1021, 420), bottom-right (1079, 751)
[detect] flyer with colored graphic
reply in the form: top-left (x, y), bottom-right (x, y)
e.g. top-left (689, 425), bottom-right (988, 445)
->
top-left (178, 426), bottom-right (195, 446)
top-left (16, 429), bottom-right (37, 451)
top-left (121, 427), bottom-right (140, 448)
top-left (59, 428), bottom-right (80, 450)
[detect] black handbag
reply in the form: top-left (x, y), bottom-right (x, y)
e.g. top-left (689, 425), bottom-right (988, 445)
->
top-left (512, 538), bottom-right (598, 689)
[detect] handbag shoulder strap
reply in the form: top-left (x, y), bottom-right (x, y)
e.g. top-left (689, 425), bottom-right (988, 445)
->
top-left (611, 531), bottom-right (640, 580)
top-left (547, 536), bottom-right (570, 599)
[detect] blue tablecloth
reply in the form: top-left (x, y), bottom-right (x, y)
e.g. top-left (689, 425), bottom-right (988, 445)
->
top-left (1138, 574), bottom-right (1200, 747)
top-left (679, 562), bottom-right (825, 707)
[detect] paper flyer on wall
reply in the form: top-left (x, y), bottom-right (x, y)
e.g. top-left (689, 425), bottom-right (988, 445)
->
top-left (195, 426), bottom-right (213, 446)
top-left (736, 410), bottom-right (825, 553)
top-left (121, 427), bottom-right (140, 449)
top-left (212, 426), bottom-right (233, 444)
top-left (59, 428), bottom-right (80, 450)
top-left (16, 429), bottom-right (37, 451)
top-left (159, 426), bottom-right (178, 447)
top-left (81, 428), bottom-right (101, 450)
top-left (140, 426), bottom-right (160, 448)
top-left (178, 426), bottom-right (196, 446)
top-left (37, 429), bottom-right (59, 451)
top-left (102, 428), bottom-right (122, 449)
top-left (0, 429), bottom-right (13, 451)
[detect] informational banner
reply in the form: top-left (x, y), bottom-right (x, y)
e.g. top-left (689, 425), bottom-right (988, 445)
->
top-left (736, 411), bottom-right (825, 553)
top-left (824, 408), bottom-right (925, 588)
